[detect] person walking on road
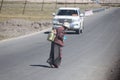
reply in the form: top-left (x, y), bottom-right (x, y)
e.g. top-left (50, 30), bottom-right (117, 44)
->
top-left (47, 22), bottom-right (69, 68)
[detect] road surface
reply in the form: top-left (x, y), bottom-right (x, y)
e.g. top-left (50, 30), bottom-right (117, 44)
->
top-left (0, 8), bottom-right (120, 80)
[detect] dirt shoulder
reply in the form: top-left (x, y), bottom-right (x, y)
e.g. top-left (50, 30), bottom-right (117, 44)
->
top-left (107, 59), bottom-right (120, 80)
top-left (0, 19), bottom-right (52, 40)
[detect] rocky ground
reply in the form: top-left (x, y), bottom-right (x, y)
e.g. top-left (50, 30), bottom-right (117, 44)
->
top-left (0, 19), bottom-right (52, 40)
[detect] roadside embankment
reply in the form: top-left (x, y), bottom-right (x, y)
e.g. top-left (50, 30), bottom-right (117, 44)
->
top-left (0, 19), bottom-right (52, 40)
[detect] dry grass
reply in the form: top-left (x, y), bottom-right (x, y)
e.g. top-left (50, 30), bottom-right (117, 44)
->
top-left (0, 1), bottom-right (102, 21)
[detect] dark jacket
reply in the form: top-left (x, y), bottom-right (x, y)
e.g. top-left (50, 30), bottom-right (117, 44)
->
top-left (54, 26), bottom-right (65, 47)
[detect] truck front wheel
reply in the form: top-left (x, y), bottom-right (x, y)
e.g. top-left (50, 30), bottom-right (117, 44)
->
top-left (76, 29), bottom-right (83, 34)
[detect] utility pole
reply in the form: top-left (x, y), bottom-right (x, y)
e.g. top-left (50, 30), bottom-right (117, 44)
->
top-left (0, 0), bottom-right (4, 13)
top-left (23, 0), bottom-right (27, 14)
top-left (41, 0), bottom-right (44, 11)
top-left (55, 0), bottom-right (57, 9)
top-left (74, 0), bottom-right (76, 7)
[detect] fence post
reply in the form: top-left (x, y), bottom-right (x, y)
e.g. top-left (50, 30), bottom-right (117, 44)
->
top-left (0, 0), bottom-right (4, 13)
top-left (41, 0), bottom-right (44, 11)
top-left (74, 0), bottom-right (76, 7)
top-left (23, 0), bottom-right (27, 14)
top-left (55, 0), bottom-right (57, 9)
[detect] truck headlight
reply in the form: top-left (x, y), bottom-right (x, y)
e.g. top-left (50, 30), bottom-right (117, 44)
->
top-left (72, 19), bottom-right (79, 22)
top-left (53, 19), bottom-right (59, 25)
top-left (72, 22), bottom-right (79, 26)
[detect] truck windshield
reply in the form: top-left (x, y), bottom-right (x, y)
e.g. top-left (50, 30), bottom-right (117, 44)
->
top-left (57, 10), bottom-right (78, 16)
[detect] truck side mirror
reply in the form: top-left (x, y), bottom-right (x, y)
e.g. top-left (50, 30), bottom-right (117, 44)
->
top-left (80, 13), bottom-right (84, 17)
top-left (52, 13), bottom-right (56, 16)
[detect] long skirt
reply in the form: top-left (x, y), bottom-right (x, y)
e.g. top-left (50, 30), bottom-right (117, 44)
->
top-left (47, 42), bottom-right (61, 67)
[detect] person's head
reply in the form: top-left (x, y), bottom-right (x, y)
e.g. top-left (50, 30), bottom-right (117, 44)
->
top-left (63, 22), bottom-right (70, 29)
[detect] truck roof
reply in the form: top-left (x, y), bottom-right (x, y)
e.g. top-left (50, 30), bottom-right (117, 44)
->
top-left (59, 7), bottom-right (80, 10)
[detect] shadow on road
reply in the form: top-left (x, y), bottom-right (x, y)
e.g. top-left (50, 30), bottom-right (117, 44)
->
top-left (30, 64), bottom-right (51, 68)
top-left (44, 31), bottom-right (50, 34)
top-left (44, 31), bottom-right (78, 35)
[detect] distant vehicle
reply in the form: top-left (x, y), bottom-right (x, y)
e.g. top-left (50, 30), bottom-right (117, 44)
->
top-left (52, 7), bottom-right (84, 34)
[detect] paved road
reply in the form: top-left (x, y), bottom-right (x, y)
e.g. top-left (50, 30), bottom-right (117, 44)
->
top-left (0, 8), bottom-right (120, 80)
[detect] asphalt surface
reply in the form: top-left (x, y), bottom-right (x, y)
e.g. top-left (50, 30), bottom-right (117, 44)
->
top-left (0, 8), bottom-right (120, 80)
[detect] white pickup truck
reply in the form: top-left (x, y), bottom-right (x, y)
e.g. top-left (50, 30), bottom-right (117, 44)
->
top-left (52, 7), bottom-right (84, 34)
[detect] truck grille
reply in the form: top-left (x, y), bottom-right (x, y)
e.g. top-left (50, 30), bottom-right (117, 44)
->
top-left (58, 19), bottom-right (72, 23)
